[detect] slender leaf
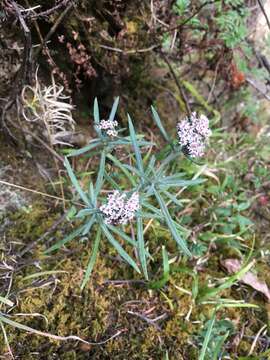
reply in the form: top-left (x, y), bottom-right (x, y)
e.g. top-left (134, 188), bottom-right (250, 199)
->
top-left (162, 246), bottom-right (169, 276)
top-left (158, 178), bottom-right (204, 188)
top-left (95, 151), bottom-right (106, 197)
top-left (198, 260), bottom-right (255, 302)
top-left (104, 171), bottom-right (122, 190)
top-left (76, 208), bottom-right (96, 218)
top-left (101, 223), bottom-right (141, 274)
top-left (82, 215), bottom-right (96, 235)
top-left (151, 106), bottom-right (171, 143)
top-left (94, 97), bottom-right (100, 124)
top-left (145, 155), bottom-right (156, 177)
top-left (154, 188), bottom-right (192, 257)
top-left (94, 97), bottom-right (102, 137)
top-left (45, 224), bottom-right (86, 253)
top-left (107, 224), bottom-right (137, 247)
top-left (64, 157), bottom-right (90, 206)
top-left (67, 140), bottom-right (101, 157)
top-left (199, 312), bottom-right (216, 360)
top-left (109, 96), bottom-right (120, 121)
top-left (81, 228), bottom-right (101, 289)
top-left (106, 154), bottom-right (137, 186)
top-left (137, 215), bottom-right (148, 279)
top-left (122, 164), bottom-right (147, 181)
top-left (163, 191), bottom-right (183, 207)
top-left (212, 331), bottom-right (230, 360)
top-left (128, 114), bottom-right (144, 174)
top-left (148, 246), bottom-right (170, 289)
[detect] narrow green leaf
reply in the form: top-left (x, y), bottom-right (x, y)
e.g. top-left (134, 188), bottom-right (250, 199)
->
top-left (81, 228), bottom-right (101, 289)
top-left (107, 224), bottom-right (137, 247)
top-left (45, 224), bottom-right (86, 253)
top-left (199, 312), bottom-right (216, 360)
top-left (82, 215), bottom-right (96, 236)
top-left (161, 178), bottom-right (204, 186)
top-left (104, 171), bottom-right (122, 190)
top-left (144, 155), bottom-right (156, 177)
top-left (122, 164), bottom-right (147, 180)
top-left (212, 332), bottom-right (230, 360)
top-left (162, 246), bottom-right (169, 276)
top-left (198, 260), bottom-right (255, 302)
top-left (76, 208), bottom-right (96, 218)
top-left (88, 181), bottom-right (95, 206)
top-left (107, 154), bottom-right (137, 186)
top-left (109, 97), bottom-right (120, 121)
top-left (101, 223), bottom-right (141, 274)
top-left (137, 215), bottom-right (148, 280)
top-left (128, 114), bottom-right (144, 174)
top-left (64, 157), bottom-right (90, 206)
top-left (151, 106), bottom-right (171, 143)
top-left (67, 140), bottom-right (101, 157)
top-left (163, 191), bottom-right (183, 207)
top-left (156, 151), bottom-right (182, 176)
top-left (94, 98), bottom-right (102, 137)
top-left (148, 247), bottom-right (170, 290)
top-left (94, 97), bottom-right (100, 124)
top-left (95, 151), bottom-right (106, 197)
top-left (154, 188), bottom-right (192, 257)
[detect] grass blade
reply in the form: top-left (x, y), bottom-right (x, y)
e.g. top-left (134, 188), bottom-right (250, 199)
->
top-left (154, 188), bottom-right (192, 257)
top-left (128, 114), bottom-right (144, 175)
top-left (149, 246), bottom-right (170, 289)
top-left (81, 228), bottom-right (101, 289)
top-left (198, 260), bottom-right (255, 302)
top-left (64, 157), bottom-right (90, 206)
top-left (137, 215), bottom-right (148, 280)
top-left (109, 96), bottom-right (120, 121)
top-left (101, 223), bottom-right (141, 274)
top-left (199, 312), bottom-right (216, 360)
top-left (151, 106), bottom-right (171, 143)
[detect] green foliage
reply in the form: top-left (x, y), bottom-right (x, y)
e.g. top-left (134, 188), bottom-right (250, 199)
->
top-left (197, 314), bottom-right (235, 360)
top-left (173, 0), bottom-right (190, 15)
top-left (216, 9), bottom-right (248, 48)
top-left (47, 98), bottom-right (208, 287)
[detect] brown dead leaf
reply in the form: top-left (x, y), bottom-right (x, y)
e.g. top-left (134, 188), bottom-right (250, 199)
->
top-left (221, 258), bottom-right (270, 302)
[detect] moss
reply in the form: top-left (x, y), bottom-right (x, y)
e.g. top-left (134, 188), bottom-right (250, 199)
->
top-left (0, 192), bottom-right (267, 359)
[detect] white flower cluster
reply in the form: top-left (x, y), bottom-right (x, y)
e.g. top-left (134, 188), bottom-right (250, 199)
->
top-left (97, 119), bottom-right (118, 137)
top-left (100, 191), bottom-right (140, 225)
top-left (177, 112), bottom-right (212, 157)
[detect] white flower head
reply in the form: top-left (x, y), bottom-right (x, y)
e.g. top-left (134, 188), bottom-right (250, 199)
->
top-left (97, 119), bottom-right (118, 137)
top-left (177, 112), bottom-right (211, 158)
top-left (100, 190), bottom-right (140, 225)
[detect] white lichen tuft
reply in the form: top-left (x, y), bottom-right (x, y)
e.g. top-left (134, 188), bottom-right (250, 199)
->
top-left (177, 112), bottom-right (212, 157)
top-left (99, 190), bottom-right (140, 225)
top-left (21, 71), bottom-right (75, 146)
